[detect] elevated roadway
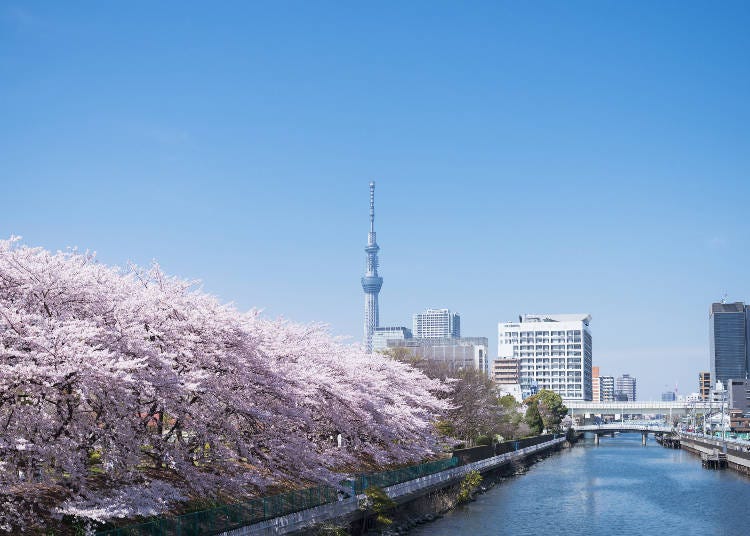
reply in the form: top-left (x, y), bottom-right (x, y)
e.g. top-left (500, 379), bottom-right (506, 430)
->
top-left (575, 423), bottom-right (672, 433)
top-left (566, 400), bottom-right (712, 417)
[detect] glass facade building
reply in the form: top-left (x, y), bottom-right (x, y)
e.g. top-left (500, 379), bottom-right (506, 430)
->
top-left (387, 337), bottom-right (489, 374)
top-left (372, 326), bottom-right (412, 352)
top-left (710, 302), bottom-right (748, 388)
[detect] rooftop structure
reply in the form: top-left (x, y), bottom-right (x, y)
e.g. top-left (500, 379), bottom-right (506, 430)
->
top-left (519, 313), bottom-right (592, 324)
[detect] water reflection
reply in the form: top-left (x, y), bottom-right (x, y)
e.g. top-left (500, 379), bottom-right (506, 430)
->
top-left (412, 433), bottom-right (750, 536)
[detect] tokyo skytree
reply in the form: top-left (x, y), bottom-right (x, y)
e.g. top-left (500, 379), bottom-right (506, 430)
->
top-left (361, 181), bottom-right (383, 353)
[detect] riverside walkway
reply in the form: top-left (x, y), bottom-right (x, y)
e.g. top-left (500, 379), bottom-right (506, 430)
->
top-left (97, 435), bottom-right (566, 536)
top-left (679, 432), bottom-right (750, 475)
top-left (223, 436), bottom-right (566, 536)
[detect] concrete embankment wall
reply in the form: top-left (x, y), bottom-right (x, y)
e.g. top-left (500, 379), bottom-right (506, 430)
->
top-left (451, 434), bottom-right (560, 465)
top-left (680, 435), bottom-right (750, 476)
top-left (223, 437), bottom-right (566, 536)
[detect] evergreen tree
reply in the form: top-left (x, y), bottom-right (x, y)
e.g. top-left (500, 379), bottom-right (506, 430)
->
top-left (525, 401), bottom-right (543, 435)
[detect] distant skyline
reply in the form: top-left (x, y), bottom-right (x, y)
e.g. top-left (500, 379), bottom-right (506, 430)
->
top-left (2, 2), bottom-right (749, 398)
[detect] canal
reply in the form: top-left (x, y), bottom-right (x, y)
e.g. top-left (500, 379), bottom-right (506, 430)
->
top-left (412, 433), bottom-right (750, 536)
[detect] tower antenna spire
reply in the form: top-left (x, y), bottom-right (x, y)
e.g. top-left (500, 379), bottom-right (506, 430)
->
top-left (369, 181), bottom-right (375, 233)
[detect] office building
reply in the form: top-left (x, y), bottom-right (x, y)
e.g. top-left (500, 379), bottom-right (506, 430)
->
top-left (372, 326), bottom-right (412, 352)
top-left (361, 182), bottom-right (383, 353)
top-left (498, 313), bottom-right (593, 401)
top-left (413, 309), bottom-right (460, 339)
top-left (387, 337), bottom-right (489, 374)
top-left (661, 391), bottom-right (676, 402)
top-left (727, 379), bottom-right (750, 413)
top-left (615, 374), bottom-right (637, 402)
top-left (592, 366), bottom-right (601, 402)
top-left (699, 371), bottom-right (711, 401)
top-left (493, 358), bottom-right (520, 385)
top-left (710, 380), bottom-right (728, 405)
top-left (614, 391), bottom-right (630, 402)
top-left (710, 302), bottom-right (748, 388)
top-left (600, 375), bottom-right (614, 402)
top-left (730, 410), bottom-right (750, 433)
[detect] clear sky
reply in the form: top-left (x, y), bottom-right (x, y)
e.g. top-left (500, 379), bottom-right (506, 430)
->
top-left (2, 2), bottom-right (749, 399)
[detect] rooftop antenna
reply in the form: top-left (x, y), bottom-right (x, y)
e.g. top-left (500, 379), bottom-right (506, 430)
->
top-left (721, 293), bottom-right (728, 304)
top-left (369, 181), bottom-right (375, 233)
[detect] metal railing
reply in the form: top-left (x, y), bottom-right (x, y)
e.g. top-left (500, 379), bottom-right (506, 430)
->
top-left (566, 401), bottom-right (713, 413)
top-left (96, 457), bottom-right (458, 536)
top-left (575, 423), bottom-right (672, 432)
top-left (377, 437), bottom-right (567, 505)
top-left (680, 431), bottom-right (750, 451)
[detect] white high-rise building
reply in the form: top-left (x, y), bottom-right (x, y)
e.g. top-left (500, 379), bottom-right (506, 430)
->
top-left (413, 309), bottom-right (460, 339)
top-left (498, 314), bottom-right (593, 401)
top-left (600, 376), bottom-right (615, 401)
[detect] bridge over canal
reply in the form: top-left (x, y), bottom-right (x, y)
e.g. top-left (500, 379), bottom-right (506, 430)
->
top-left (574, 423), bottom-right (674, 445)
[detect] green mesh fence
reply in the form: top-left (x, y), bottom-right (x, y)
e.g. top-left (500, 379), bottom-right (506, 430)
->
top-left (96, 457), bottom-right (458, 536)
top-left (348, 456), bottom-right (458, 495)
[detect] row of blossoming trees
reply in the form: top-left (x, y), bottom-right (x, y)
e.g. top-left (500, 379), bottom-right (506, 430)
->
top-left (0, 238), bottom-right (450, 532)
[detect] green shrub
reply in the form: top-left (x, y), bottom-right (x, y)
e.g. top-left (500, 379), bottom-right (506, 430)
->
top-left (475, 435), bottom-right (492, 446)
top-left (457, 470), bottom-right (483, 503)
top-left (316, 524), bottom-right (349, 535)
top-left (364, 485), bottom-right (396, 527)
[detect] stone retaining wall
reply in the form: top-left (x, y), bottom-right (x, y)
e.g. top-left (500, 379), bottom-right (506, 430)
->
top-left (223, 437), bottom-right (566, 536)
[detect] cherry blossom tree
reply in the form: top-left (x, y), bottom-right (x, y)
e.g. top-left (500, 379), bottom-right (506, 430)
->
top-left (381, 349), bottom-right (509, 445)
top-left (0, 237), bottom-right (449, 532)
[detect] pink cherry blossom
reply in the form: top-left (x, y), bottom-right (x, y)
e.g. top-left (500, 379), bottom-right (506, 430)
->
top-left (0, 238), bottom-right (449, 531)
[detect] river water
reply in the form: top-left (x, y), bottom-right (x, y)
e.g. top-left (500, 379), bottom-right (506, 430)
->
top-left (412, 433), bottom-right (750, 536)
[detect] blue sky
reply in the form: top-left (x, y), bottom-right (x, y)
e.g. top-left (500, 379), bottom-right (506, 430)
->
top-left (2, 2), bottom-right (749, 398)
